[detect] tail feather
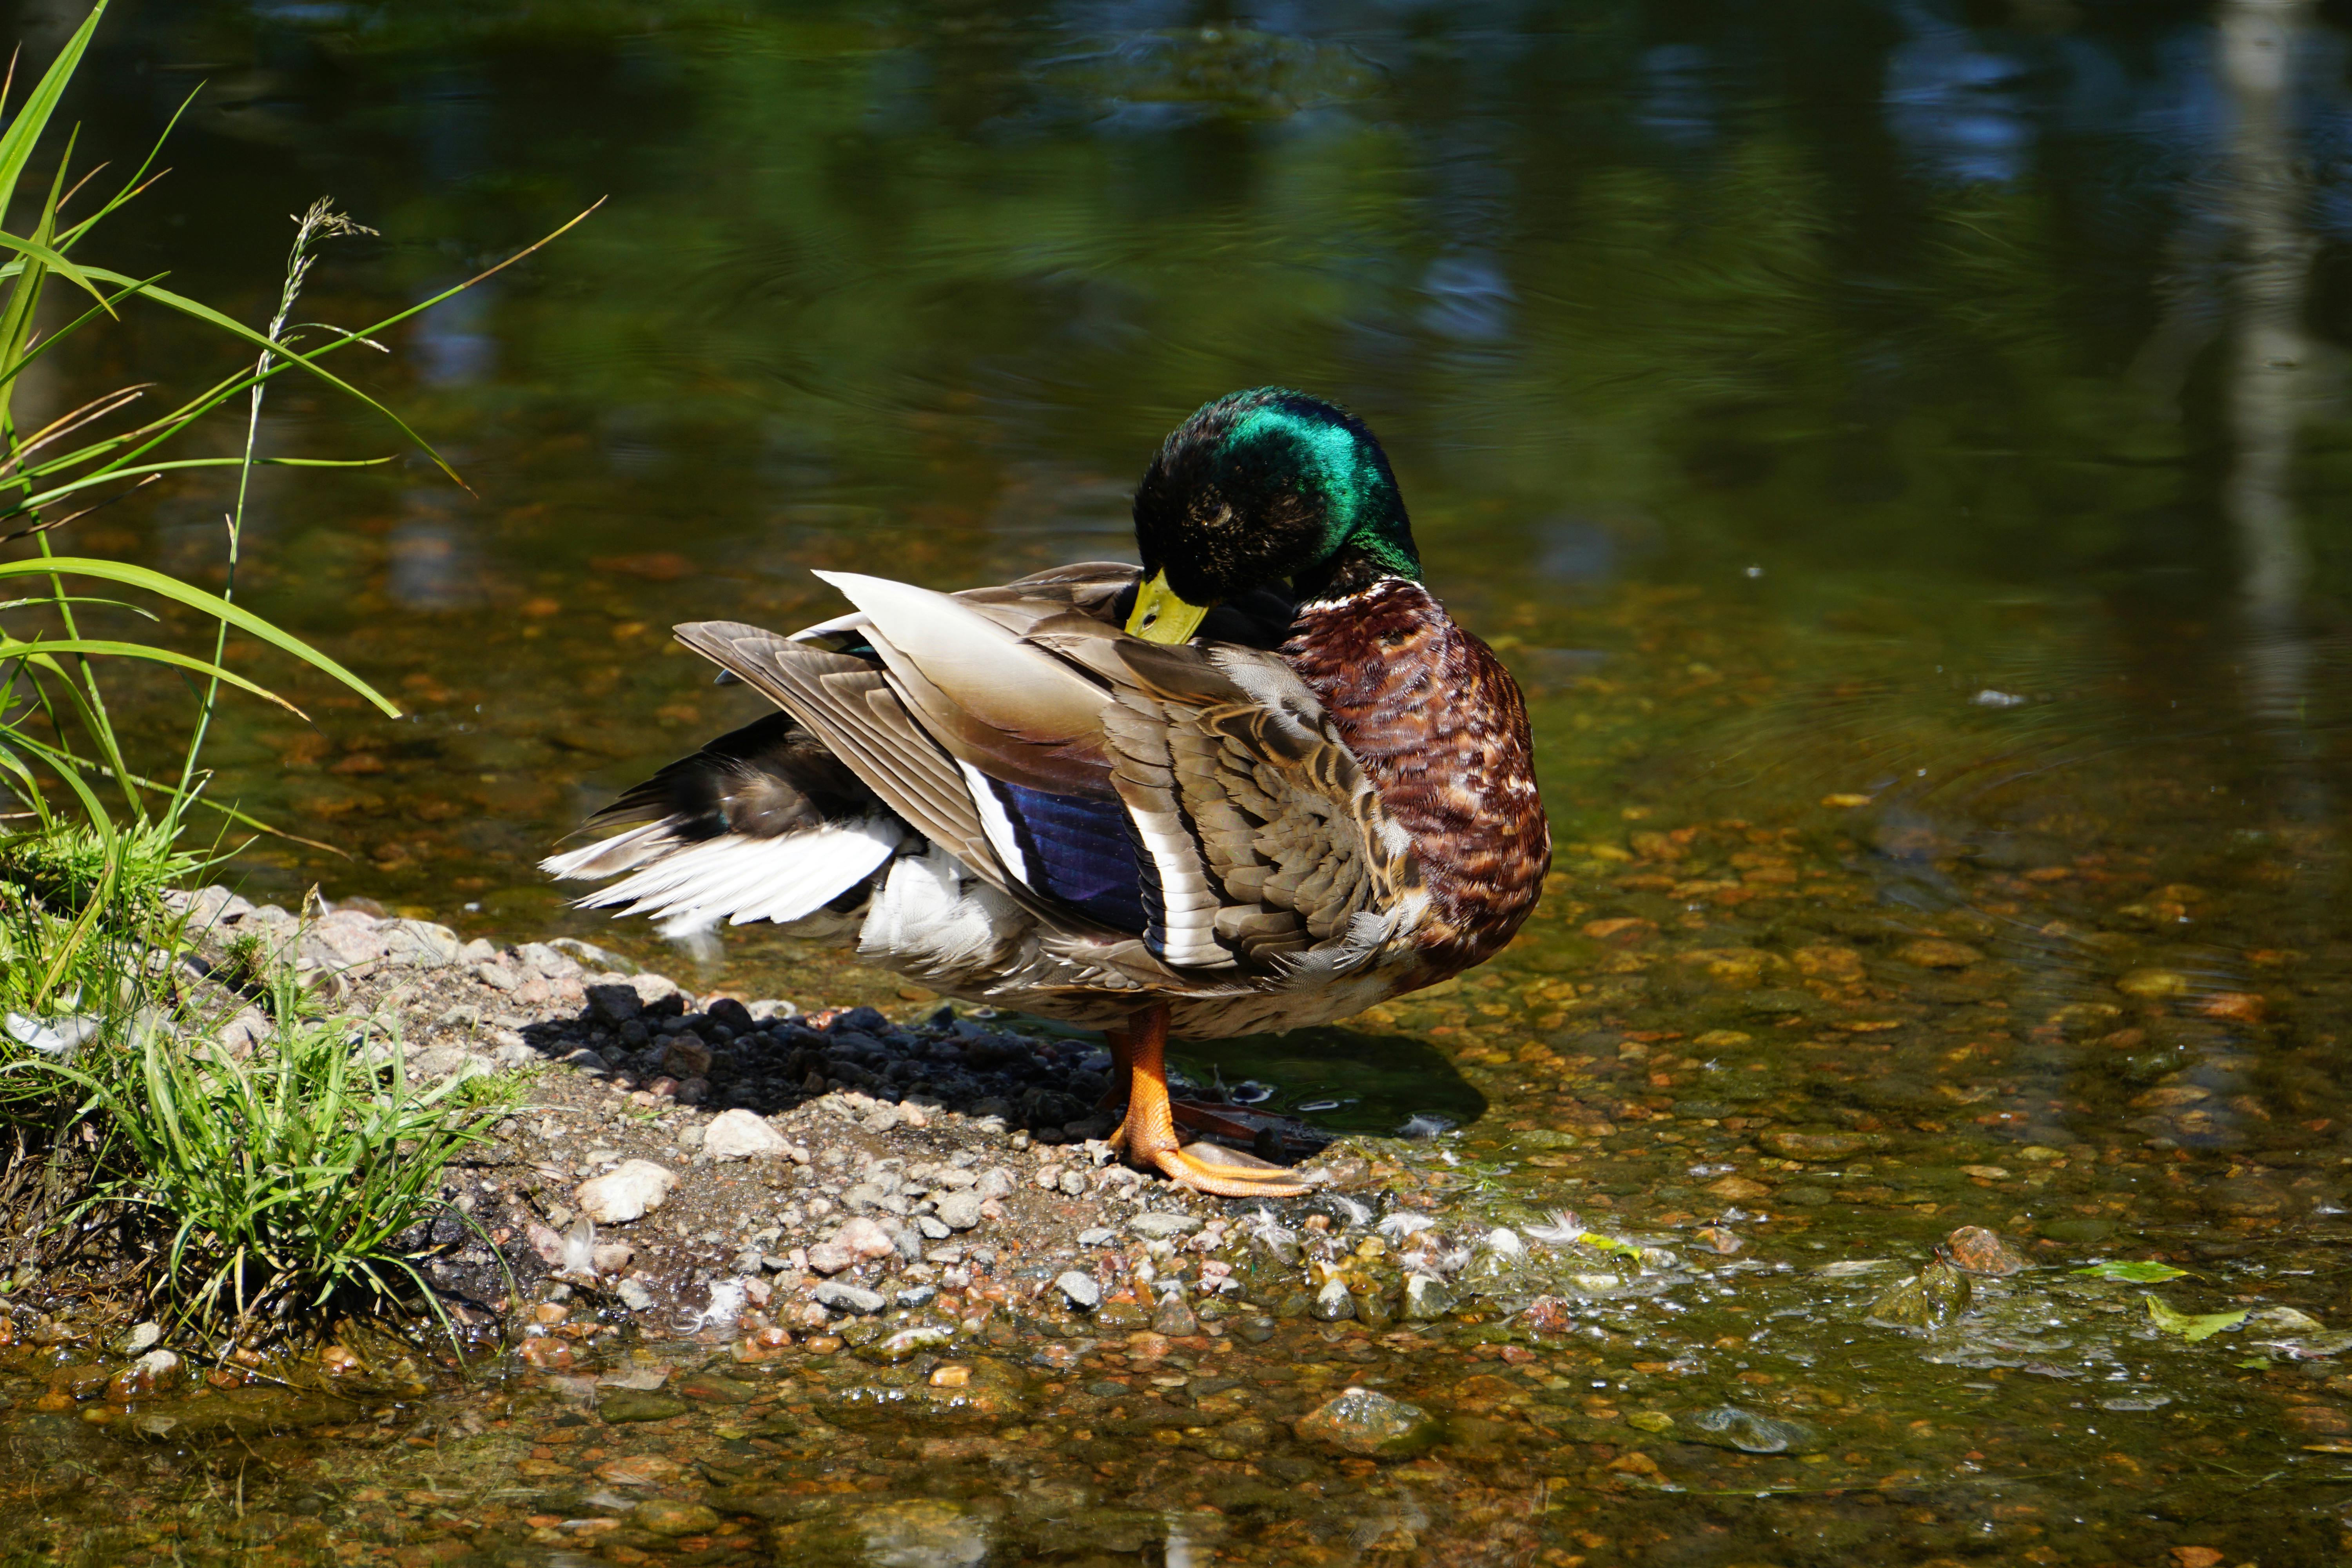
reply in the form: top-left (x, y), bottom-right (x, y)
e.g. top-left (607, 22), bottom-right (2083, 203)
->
top-left (539, 710), bottom-right (907, 936)
top-left (581, 820), bottom-right (902, 938)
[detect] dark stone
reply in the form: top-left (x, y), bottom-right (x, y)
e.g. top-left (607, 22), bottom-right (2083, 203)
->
top-left (599, 1390), bottom-right (689, 1424)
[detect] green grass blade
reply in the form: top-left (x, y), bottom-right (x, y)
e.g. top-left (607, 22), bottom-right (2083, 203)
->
top-left (0, 227), bottom-right (110, 314)
top-left (0, 639), bottom-right (303, 715)
top-left (74, 266), bottom-right (464, 490)
top-left (0, 1), bottom-right (107, 221)
top-left (0, 557), bottom-right (400, 716)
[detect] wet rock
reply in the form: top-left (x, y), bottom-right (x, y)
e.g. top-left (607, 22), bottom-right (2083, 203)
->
top-left (615, 1278), bottom-right (655, 1311)
top-left (702, 1108), bottom-right (791, 1161)
top-left (1896, 938), bottom-right (1981, 969)
top-left (1868, 1259), bottom-right (1973, 1328)
top-left (1310, 1277), bottom-right (1356, 1321)
top-left (813, 1281), bottom-right (886, 1315)
top-left (2116, 969), bottom-right (2191, 1000)
top-left (1758, 1130), bottom-right (1879, 1161)
top-left (107, 1349), bottom-right (183, 1401)
top-left (595, 1454), bottom-right (682, 1487)
top-left (817, 1358), bottom-right (1031, 1433)
top-left (2196, 990), bottom-right (2267, 1024)
top-left (599, 1389), bottom-right (688, 1423)
top-left (632, 1499), bottom-right (721, 1537)
top-left (1152, 1294), bottom-right (1201, 1337)
top-left (575, 1159), bottom-right (677, 1224)
top-left (678, 1370), bottom-right (755, 1404)
top-left (114, 1322), bottom-right (163, 1357)
top-left (935, 1192), bottom-right (984, 1231)
top-left (2048, 1001), bottom-right (2125, 1037)
top-left (769, 1499), bottom-right (991, 1566)
top-left (1402, 1274), bottom-right (1456, 1321)
top-left (1131, 1212), bottom-right (1203, 1240)
top-left (1944, 1226), bottom-right (2025, 1276)
top-left (1692, 1226), bottom-right (1743, 1254)
top-left (1521, 1296), bottom-right (1575, 1335)
top-left (1293, 1387), bottom-right (1439, 1457)
top-left (1056, 1272), bottom-right (1101, 1310)
top-left (1704, 1174), bottom-right (1773, 1201)
top-left (1683, 1405), bottom-right (1823, 1455)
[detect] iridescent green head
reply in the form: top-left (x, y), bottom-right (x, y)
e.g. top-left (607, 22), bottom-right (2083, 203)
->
top-left (1127, 388), bottom-right (1420, 642)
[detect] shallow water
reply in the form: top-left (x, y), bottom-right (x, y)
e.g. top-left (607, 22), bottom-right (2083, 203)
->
top-left (9, 0), bottom-right (2352, 1562)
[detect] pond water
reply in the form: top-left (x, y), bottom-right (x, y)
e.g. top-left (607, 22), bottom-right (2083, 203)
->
top-left (10, 0), bottom-right (2352, 1562)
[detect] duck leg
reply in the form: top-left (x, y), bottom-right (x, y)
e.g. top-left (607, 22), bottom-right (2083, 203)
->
top-left (1107, 1003), bottom-right (1312, 1198)
top-left (1098, 1026), bottom-right (1262, 1141)
top-left (1097, 1027), bottom-right (1132, 1114)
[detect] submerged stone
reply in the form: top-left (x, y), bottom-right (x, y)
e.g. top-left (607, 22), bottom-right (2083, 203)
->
top-left (1293, 1387), bottom-right (1439, 1457)
top-left (1759, 1130), bottom-right (1878, 1161)
top-left (1868, 1259), bottom-right (1973, 1328)
top-left (598, 1389), bottom-right (688, 1423)
top-left (769, 1498), bottom-right (991, 1566)
top-left (631, 1499), bottom-right (720, 1537)
top-left (1683, 1405), bottom-right (1823, 1455)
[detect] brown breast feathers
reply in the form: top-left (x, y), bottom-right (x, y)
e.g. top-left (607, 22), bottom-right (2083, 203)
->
top-left (1281, 579), bottom-right (1550, 976)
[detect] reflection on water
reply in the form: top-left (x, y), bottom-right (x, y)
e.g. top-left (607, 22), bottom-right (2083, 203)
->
top-left (11, 0), bottom-right (2352, 1562)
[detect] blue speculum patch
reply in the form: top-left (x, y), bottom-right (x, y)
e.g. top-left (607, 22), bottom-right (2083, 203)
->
top-left (996, 780), bottom-right (1149, 933)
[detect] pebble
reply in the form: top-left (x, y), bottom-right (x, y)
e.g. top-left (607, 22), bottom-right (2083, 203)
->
top-left (2116, 968), bottom-right (2191, 999)
top-left (574, 1160), bottom-right (677, 1224)
top-left (933, 1192), bottom-right (984, 1231)
top-left (1757, 1130), bottom-right (1878, 1161)
top-left (1896, 938), bottom-right (1982, 969)
top-left (586, 982), bottom-right (642, 1025)
top-left (1151, 1294), bottom-right (1201, 1337)
top-left (1130, 1211), bottom-right (1203, 1239)
top-left (1402, 1274), bottom-right (1456, 1321)
top-left (813, 1281), bottom-right (886, 1315)
top-left (615, 1278), bottom-right (655, 1312)
top-left (630, 1500), bottom-right (721, 1537)
top-left (381, 919), bottom-right (460, 968)
top-left (1684, 1405), bottom-right (1823, 1455)
top-left (1943, 1225), bottom-right (2025, 1276)
top-left (701, 1108), bottom-right (791, 1161)
top-left (1868, 1259), bottom-right (1973, 1328)
top-left (598, 1388), bottom-right (687, 1423)
top-left (1056, 1271), bottom-right (1102, 1310)
top-left (1292, 1387), bottom-right (1439, 1457)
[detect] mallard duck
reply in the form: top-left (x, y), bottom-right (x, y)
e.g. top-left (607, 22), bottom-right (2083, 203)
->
top-left (545, 388), bottom-right (1549, 1196)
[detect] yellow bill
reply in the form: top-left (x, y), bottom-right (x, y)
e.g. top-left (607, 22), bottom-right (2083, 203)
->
top-left (1125, 570), bottom-right (1212, 645)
